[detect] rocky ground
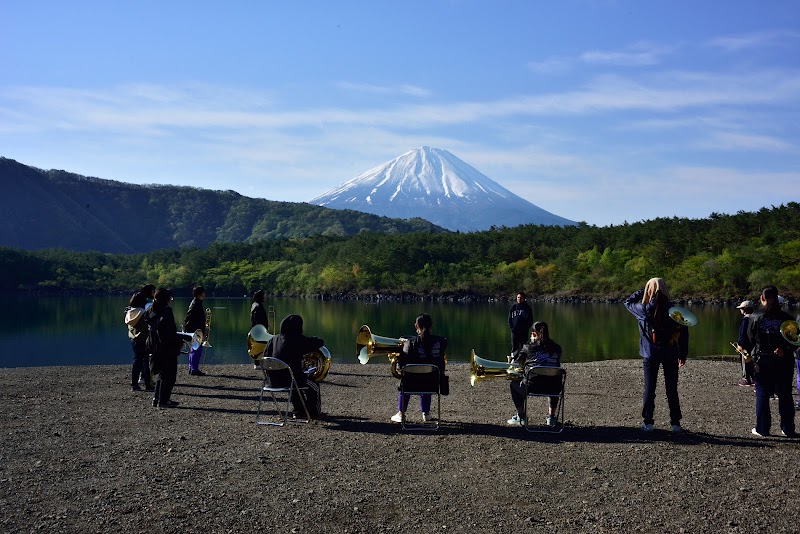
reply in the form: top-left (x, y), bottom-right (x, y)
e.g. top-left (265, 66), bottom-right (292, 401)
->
top-left (1, 359), bottom-right (799, 533)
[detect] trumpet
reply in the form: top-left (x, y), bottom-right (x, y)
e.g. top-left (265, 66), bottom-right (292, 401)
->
top-left (202, 308), bottom-right (212, 347)
top-left (356, 325), bottom-right (408, 379)
top-left (730, 341), bottom-right (751, 363)
top-left (469, 349), bottom-right (522, 387)
top-left (246, 324), bottom-right (332, 383)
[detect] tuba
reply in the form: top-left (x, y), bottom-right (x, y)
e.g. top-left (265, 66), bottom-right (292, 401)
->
top-left (202, 308), bottom-right (212, 347)
top-left (356, 324), bottom-right (407, 379)
top-left (469, 349), bottom-right (522, 387)
top-left (246, 324), bottom-right (332, 383)
top-left (179, 329), bottom-right (204, 354)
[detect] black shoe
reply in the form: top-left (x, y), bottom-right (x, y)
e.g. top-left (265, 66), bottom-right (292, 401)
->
top-left (158, 400), bottom-right (179, 408)
top-left (132, 385), bottom-right (142, 391)
top-left (145, 387), bottom-right (155, 392)
top-left (152, 399), bottom-right (158, 407)
top-left (189, 370), bottom-right (206, 376)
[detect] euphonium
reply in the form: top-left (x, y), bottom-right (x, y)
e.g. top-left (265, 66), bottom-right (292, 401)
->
top-left (780, 320), bottom-right (800, 346)
top-left (246, 324), bottom-right (332, 383)
top-left (469, 349), bottom-right (522, 387)
top-left (179, 329), bottom-right (204, 354)
top-left (202, 308), bottom-right (212, 347)
top-left (356, 324), bottom-right (407, 379)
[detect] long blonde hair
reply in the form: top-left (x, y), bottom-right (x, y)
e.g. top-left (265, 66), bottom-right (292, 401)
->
top-left (642, 277), bottom-right (670, 305)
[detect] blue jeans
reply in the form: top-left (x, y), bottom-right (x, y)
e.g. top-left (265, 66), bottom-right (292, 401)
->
top-left (642, 354), bottom-right (681, 426)
top-left (753, 355), bottom-right (795, 435)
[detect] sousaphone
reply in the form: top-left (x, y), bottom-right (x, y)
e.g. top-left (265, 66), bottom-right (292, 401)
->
top-left (780, 320), bottom-right (800, 346)
top-left (668, 306), bottom-right (698, 327)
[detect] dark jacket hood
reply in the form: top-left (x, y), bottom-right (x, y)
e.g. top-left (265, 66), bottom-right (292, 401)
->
top-left (279, 314), bottom-right (303, 336)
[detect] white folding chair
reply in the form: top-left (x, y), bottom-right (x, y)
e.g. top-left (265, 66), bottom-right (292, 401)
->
top-left (256, 357), bottom-right (311, 426)
top-left (399, 364), bottom-right (440, 430)
top-left (523, 366), bottom-right (566, 434)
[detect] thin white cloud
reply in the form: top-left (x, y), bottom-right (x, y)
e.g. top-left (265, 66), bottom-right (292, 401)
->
top-left (580, 42), bottom-right (675, 67)
top-left (526, 57), bottom-right (571, 75)
top-left (335, 81), bottom-right (432, 98)
top-left (698, 131), bottom-right (794, 152)
top-left (708, 29), bottom-right (800, 52)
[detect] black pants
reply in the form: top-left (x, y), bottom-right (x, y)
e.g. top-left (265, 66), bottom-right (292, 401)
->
top-left (753, 355), bottom-right (795, 435)
top-left (510, 377), bottom-right (560, 418)
top-left (511, 330), bottom-right (529, 354)
top-left (292, 379), bottom-right (321, 417)
top-left (131, 342), bottom-right (151, 388)
top-left (153, 354), bottom-right (178, 405)
top-left (642, 353), bottom-right (681, 426)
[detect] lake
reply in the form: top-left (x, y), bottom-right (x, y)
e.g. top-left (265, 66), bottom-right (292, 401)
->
top-left (0, 296), bottom-right (746, 368)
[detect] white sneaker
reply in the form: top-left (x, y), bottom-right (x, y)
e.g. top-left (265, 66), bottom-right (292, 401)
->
top-left (506, 414), bottom-right (525, 426)
top-left (421, 412), bottom-right (431, 422)
top-left (546, 416), bottom-right (558, 427)
top-left (390, 411), bottom-right (403, 423)
top-left (671, 424), bottom-right (683, 434)
top-left (751, 428), bottom-right (768, 437)
top-left (641, 423), bottom-right (654, 432)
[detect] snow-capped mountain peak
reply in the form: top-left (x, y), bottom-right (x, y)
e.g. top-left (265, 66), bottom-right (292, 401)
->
top-left (310, 147), bottom-right (574, 231)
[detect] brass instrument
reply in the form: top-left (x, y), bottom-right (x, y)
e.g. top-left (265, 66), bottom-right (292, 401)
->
top-left (202, 308), bottom-right (212, 347)
top-left (179, 329), bottom-right (204, 354)
top-left (780, 320), bottom-right (800, 346)
top-left (668, 306), bottom-right (698, 327)
top-left (469, 349), bottom-right (522, 387)
top-left (730, 341), bottom-right (751, 363)
top-left (356, 324), bottom-right (407, 379)
top-left (246, 324), bottom-right (332, 383)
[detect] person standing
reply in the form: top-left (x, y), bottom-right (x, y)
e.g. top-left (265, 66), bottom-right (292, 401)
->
top-left (738, 286), bottom-right (796, 437)
top-left (735, 300), bottom-right (755, 387)
top-left (508, 292), bottom-right (534, 356)
top-left (149, 288), bottom-right (183, 408)
top-left (264, 314), bottom-right (324, 417)
top-left (183, 286), bottom-right (207, 376)
top-left (251, 289), bottom-right (268, 328)
top-left (391, 313), bottom-right (447, 423)
top-left (125, 292), bottom-right (152, 391)
top-left (624, 278), bottom-right (689, 434)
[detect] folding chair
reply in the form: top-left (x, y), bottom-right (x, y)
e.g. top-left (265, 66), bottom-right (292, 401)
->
top-left (256, 357), bottom-right (311, 426)
top-left (523, 366), bottom-right (566, 433)
top-left (399, 364), bottom-right (440, 430)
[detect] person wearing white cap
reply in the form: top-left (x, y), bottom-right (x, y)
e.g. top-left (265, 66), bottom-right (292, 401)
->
top-left (736, 300), bottom-right (755, 387)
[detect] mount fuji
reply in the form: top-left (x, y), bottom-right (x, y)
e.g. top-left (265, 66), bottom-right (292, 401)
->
top-left (309, 147), bottom-right (575, 232)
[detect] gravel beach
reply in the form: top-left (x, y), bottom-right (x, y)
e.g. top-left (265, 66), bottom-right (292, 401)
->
top-left (1, 360), bottom-right (799, 533)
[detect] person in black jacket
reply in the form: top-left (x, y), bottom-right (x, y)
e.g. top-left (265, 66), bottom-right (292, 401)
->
top-left (150, 288), bottom-right (184, 408)
top-left (738, 286), bottom-right (796, 437)
top-left (251, 289), bottom-right (268, 328)
top-left (508, 292), bottom-right (534, 355)
top-left (183, 286), bottom-right (207, 376)
top-left (264, 314), bottom-right (324, 417)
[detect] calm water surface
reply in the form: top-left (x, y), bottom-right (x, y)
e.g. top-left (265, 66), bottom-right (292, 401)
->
top-left (0, 296), bottom-right (745, 368)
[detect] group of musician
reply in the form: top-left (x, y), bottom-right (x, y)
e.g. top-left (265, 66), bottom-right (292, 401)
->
top-left (126, 279), bottom-right (798, 436)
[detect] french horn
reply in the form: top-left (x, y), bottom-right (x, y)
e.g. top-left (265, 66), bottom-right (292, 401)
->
top-left (469, 349), bottom-right (522, 387)
top-left (356, 324), bottom-right (408, 379)
top-left (780, 320), bottom-right (800, 346)
top-left (668, 306), bottom-right (697, 327)
top-left (179, 329), bottom-right (204, 354)
top-left (246, 324), bottom-right (332, 383)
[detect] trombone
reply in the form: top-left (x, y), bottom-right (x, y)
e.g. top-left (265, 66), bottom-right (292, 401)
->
top-left (202, 308), bottom-right (212, 348)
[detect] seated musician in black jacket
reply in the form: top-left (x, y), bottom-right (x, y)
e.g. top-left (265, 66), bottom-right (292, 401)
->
top-left (264, 314), bottom-right (324, 418)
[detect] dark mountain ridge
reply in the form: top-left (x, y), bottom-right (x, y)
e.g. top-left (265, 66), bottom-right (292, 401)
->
top-left (0, 158), bottom-right (444, 253)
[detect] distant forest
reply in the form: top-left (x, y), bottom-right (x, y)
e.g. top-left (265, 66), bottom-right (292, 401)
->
top-left (2, 204), bottom-right (798, 300)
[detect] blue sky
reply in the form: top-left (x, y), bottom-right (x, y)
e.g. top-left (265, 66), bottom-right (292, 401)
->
top-left (1, 1), bottom-right (799, 226)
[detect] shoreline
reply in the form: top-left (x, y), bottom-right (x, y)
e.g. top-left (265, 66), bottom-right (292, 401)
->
top-left (2, 360), bottom-right (798, 532)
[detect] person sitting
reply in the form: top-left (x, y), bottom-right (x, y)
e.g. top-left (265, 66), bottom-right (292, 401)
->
top-left (264, 314), bottom-right (324, 418)
top-left (391, 313), bottom-right (447, 423)
top-left (508, 321), bottom-right (562, 427)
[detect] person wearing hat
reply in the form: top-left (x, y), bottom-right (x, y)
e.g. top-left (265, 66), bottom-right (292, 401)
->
top-left (736, 300), bottom-right (755, 387)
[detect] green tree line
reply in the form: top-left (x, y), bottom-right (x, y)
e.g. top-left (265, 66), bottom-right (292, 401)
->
top-left (2, 204), bottom-right (798, 299)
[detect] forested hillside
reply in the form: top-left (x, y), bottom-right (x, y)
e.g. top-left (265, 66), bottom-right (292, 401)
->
top-left (0, 158), bottom-right (443, 253)
top-left (2, 204), bottom-right (798, 299)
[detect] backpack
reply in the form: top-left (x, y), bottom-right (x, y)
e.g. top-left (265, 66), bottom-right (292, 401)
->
top-left (145, 312), bottom-right (162, 355)
top-left (645, 308), bottom-right (681, 347)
